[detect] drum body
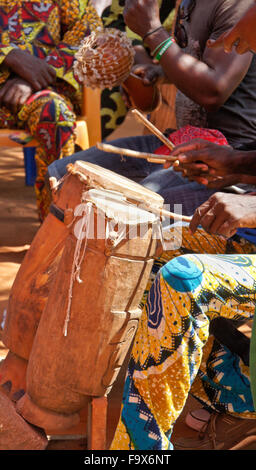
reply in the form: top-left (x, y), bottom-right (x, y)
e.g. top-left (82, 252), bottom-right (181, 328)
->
top-left (17, 162), bottom-right (164, 429)
top-left (2, 173), bottom-right (85, 361)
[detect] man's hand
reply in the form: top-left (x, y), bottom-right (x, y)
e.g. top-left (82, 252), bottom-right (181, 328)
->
top-left (131, 63), bottom-right (165, 86)
top-left (0, 77), bottom-right (33, 112)
top-left (165, 139), bottom-right (243, 184)
top-left (120, 63), bottom-right (163, 108)
top-left (4, 49), bottom-right (56, 91)
top-left (123, 0), bottom-right (161, 39)
top-left (190, 193), bottom-right (256, 237)
top-left (207, 4), bottom-right (256, 54)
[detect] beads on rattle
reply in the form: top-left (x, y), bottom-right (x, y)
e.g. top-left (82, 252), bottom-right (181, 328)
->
top-left (74, 28), bottom-right (135, 89)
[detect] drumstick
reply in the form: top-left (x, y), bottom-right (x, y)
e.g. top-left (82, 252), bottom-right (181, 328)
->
top-left (160, 207), bottom-right (192, 222)
top-left (132, 109), bottom-right (175, 151)
top-left (97, 142), bottom-right (177, 163)
top-left (140, 204), bottom-right (192, 222)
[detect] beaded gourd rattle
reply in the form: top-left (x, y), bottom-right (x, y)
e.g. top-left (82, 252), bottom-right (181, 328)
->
top-left (74, 28), bottom-right (135, 89)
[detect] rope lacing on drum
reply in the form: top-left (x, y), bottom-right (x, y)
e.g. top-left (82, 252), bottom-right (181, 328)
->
top-left (63, 202), bottom-right (93, 337)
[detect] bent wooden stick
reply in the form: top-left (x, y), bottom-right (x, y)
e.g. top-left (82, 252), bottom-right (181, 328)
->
top-left (159, 207), bottom-right (192, 222)
top-left (96, 142), bottom-right (177, 164)
top-left (141, 204), bottom-right (192, 223)
top-left (132, 108), bottom-right (175, 151)
top-left (95, 143), bottom-right (191, 223)
top-left (138, 204), bottom-right (192, 222)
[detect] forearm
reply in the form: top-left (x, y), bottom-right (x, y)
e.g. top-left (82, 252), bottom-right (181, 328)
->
top-left (133, 44), bottom-right (153, 65)
top-left (235, 150), bottom-right (256, 176)
top-left (144, 28), bottom-right (248, 111)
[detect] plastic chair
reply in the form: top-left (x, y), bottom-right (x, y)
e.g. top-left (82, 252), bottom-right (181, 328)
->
top-left (0, 86), bottom-right (101, 185)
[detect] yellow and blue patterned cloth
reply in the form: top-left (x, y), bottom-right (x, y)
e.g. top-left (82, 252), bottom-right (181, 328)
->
top-left (111, 226), bottom-right (256, 450)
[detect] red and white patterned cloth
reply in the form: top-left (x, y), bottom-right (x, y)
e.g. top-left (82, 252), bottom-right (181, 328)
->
top-left (154, 125), bottom-right (229, 155)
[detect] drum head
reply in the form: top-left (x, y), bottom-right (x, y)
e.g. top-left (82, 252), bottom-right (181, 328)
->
top-left (87, 188), bottom-right (158, 225)
top-left (72, 161), bottom-right (164, 209)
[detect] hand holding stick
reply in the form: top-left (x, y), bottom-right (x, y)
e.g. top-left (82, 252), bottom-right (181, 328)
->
top-left (96, 109), bottom-right (204, 223)
top-left (96, 143), bottom-right (191, 222)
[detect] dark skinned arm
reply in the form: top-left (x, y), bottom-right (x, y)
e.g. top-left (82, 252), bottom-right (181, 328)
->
top-left (190, 193), bottom-right (256, 237)
top-left (164, 139), bottom-right (256, 185)
top-left (132, 44), bottom-right (165, 85)
top-left (123, 0), bottom-right (253, 112)
top-left (3, 49), bottom-right (56, 91)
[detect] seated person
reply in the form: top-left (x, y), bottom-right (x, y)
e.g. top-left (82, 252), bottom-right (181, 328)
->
top-left (1, 0), bottom-right (256, 450)
top-left (45, 4), bottom-right (256, 443)
top-left (110, 8), bottom-right (256, 442)
top-left (110, 190), bottom-right (256, 450)
top-left (0, 0), bottom-right (102, 221)
top-left (48, 0), bottom-right (256, 220)
top-left (110, 8), bottom-right (256, 431)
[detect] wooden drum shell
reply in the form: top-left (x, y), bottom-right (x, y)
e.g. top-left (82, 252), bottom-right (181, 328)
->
top-left (2, 174), bottom-right (85, 360)
top-left (24, 205), bottom-right (159, 414)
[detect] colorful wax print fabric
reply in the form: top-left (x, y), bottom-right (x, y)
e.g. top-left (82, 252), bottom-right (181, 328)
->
top-left (0, 0), bottom-right (102, 219)
top-left (111, 227), bottom-right (256, 450)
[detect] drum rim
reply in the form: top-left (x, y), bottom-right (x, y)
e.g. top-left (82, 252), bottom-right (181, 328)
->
top-left (71, 160), bottom-right (164, 208)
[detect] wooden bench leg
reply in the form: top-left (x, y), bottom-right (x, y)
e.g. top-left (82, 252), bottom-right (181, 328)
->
top-left (87, 396), bottom-right (108, 450)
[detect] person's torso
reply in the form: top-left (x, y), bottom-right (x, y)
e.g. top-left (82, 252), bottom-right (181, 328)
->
top-left (175, 0), bottom-right (256, 148)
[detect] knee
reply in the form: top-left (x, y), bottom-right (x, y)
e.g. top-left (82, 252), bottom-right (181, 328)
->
top-left (160, 255), bottom-right (203, 293)
top-left (23, 91), bottom-right (76, 128)
top-left (42, 93), bottom-right (76, 125)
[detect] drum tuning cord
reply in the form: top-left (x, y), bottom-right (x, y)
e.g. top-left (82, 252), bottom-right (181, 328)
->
top-left (63, 201), bottom-right (93, 337)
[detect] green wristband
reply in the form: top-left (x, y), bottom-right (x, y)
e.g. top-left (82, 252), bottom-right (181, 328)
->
top-left (151, 37), bottom-right (173, 57)
top-left (155, 37), bottom-right (176, 61)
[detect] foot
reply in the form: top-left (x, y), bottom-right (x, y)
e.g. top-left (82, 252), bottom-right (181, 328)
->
top-left (174, 412), bottom-right (256, 450)
top-left (185, 408), bottom-right (211, 432)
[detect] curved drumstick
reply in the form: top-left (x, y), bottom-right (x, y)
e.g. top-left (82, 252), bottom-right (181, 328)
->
top-left (159, 207), bottom-right (192, 222)
top-left (132, 109), bottom-right (175, 151)
top-left (96, 142), bottom-right (191, 222)
top-left (138, 204), bottom-right (192, 222)
top-left (96, 142), bottom-right (176, 164)
top-left (139, 203), bottom-right (192, 222)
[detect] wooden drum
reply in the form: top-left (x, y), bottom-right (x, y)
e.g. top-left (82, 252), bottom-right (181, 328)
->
top-left (17, 161), bottom-right (164, 431)
top-left (2, 166), bottom-right (88, 363)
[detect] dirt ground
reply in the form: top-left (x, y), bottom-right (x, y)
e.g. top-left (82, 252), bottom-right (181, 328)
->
top-left (0, 111), bottom-right (226, 451)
